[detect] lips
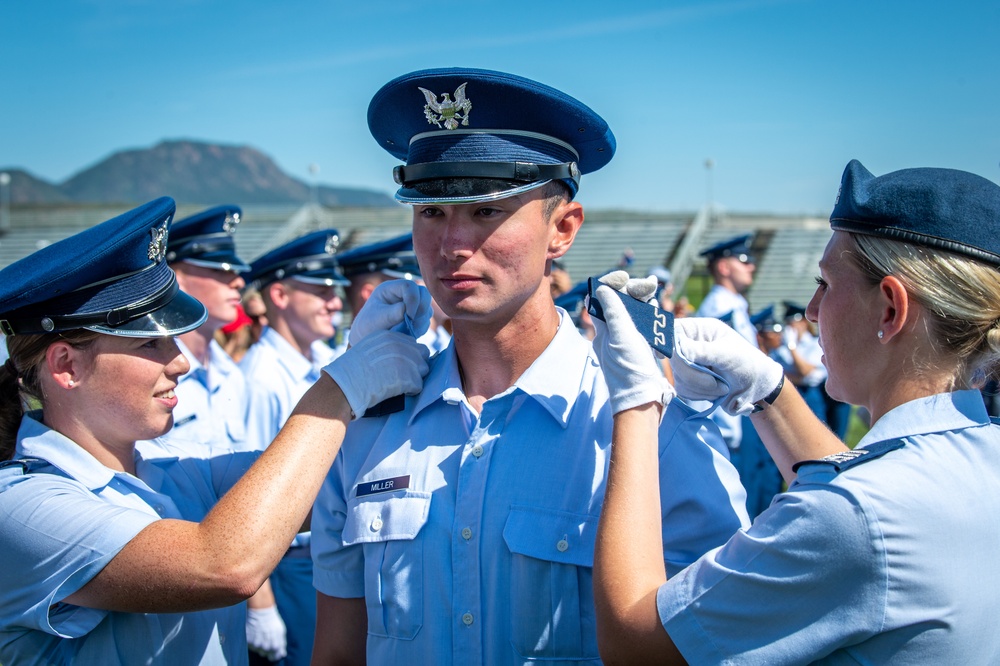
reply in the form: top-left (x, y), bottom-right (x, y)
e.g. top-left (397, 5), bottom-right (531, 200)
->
top-left (440, 274), bottom-right (482, 290)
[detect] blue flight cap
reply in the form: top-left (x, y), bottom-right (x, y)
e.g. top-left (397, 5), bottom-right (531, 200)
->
top-left (166, 205), bottom-right (251, 272)
top-left (246, 229), bottom-right (350, 291)
top-left (368, 67), bottom-right (616, 205)
top-left (0, 197), bottom-right (207, 337)
top-left (783, 301), bottom-right (806, 322)
top-left (699, 234), bottom-right (755, 264)
top-left (336, 233), bottom-right (421, 280)
top-left (831, 159), bottom-right (1000, 266)
top-left (751, 305), bottom-right (782, 333)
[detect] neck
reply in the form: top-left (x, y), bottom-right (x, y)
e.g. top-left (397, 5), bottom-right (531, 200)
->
top-left (267, 319), bottom-right (314, 361)
top-left (42, 410), bottom-right (136, 475)
top-left (179, 325), bottom-right (214, 365)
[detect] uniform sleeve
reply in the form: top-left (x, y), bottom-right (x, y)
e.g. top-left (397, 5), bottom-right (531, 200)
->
top-left (243, 374), bottom-right (282, 453)
top-left (0, 472), bottom-right (157, 637)
top-left (657, 401), bottom-right (751, 575)
top-left (311, 437), bottom-right (366, 599)
top-left (657, 478), bottom-right (886, 663)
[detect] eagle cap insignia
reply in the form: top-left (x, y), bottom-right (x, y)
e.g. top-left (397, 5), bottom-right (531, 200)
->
top-left (148, 222), bottom-right (169, 263)
top-left (324, 234), bottom-right (340, 255)
top-left (223, 212), bottom-right (240, 235)
top-left (419, 83), bottom-right (472, 130)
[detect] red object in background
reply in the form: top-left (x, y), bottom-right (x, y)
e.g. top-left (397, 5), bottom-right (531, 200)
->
top-left (221, 305), bottom-right (252, 334)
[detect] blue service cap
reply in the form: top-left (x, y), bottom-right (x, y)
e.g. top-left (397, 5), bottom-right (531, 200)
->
top-left (368, 67), bottom-right (616, 205)
top-left (783, 301), bottom-right (806, 321)
top-left (751, 305), bottom-right (782, 333)
top-left (831, 159), bottom-right (1000, 266)
top-left (336, 233), bottom-right (421, 280)
top-left (699, 234), bottom-right (755, 263)
top-left (166, 205), bottom-right (251, 272)
top-left (246, 229), bottom-right (350, 291)
top-left (0, 197), bottom-right (207, 337)
top-left (554, 279), bottom-right (590, 314)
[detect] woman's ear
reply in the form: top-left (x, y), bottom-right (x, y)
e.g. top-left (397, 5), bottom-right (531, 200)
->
top-left (876, 275), bottom-right (911, 343)
top-left (46, 341), bottom-right (81, 389)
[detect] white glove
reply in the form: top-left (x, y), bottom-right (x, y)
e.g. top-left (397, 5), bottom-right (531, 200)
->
top-left (246, 605), bottom-right (287, 661)
top-left (348, 279), bottom-right (432, 347)
top-left (324, 329), bottom-right (430, 418)
top-left (670, 317), bottom-right (784, 416)
top-left (591, 272), bottom-right (676, 416)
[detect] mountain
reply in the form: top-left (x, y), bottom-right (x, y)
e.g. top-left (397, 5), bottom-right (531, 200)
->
top-left (1, 140), bottom-right (397, 207)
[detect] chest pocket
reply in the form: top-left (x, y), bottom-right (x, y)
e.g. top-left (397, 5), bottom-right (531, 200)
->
top-left (343, 490), bottom-right (431, 641)
top-left (503, 505), bottom-right (601, 663)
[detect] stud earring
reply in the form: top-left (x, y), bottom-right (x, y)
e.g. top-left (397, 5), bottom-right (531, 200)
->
top-left (877, 330), bottom-right (884, 340)
top-left (67, 379), bottom-right (75, 387)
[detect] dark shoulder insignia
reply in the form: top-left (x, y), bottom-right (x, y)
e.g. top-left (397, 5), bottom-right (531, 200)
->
top-left (362, 394), bottom-right (405, 419)
top-left (792, 440), bottom-right (905, 474)
top-left (0, 457), bottom-right (47, 475)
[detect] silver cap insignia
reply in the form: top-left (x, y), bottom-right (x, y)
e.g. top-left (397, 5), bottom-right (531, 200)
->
top-left (419, 83), bottom-right (472, 130)
top-left (325, 234), bottom-right (340, 255)
top-left (223, 212), bottom-right (240, 235)
top-left (148, 222), bottom-right (169, 263)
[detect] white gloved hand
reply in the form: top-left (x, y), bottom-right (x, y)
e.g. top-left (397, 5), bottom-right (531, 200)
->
top-left (348, 279), bottom-right (432, 347)
top-left (324, 329), bottom-right (430, 418)
top-left (671, 317), bottom-right (784, 416)
top-left (246, 605), bottom-right (287, 662)
top-left (591, 272), bottom-right (676, 416)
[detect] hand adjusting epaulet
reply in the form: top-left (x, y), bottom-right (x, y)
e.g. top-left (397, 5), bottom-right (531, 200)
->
top-left (792, 440), bottom-right (905, 474)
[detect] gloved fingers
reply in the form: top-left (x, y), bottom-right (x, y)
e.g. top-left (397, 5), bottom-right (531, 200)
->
top-left (625, 275), bottom-right (659, 304)
top-left (399, 280), bottom-right (433, 337)
top-left (597, 269), bottom-right (630, 291)
top-left (246, 605), bottom-right (287, 661)
top-left (668, 341), bottom-right (731, 402)
top-left (348, 301), bottom-right (407, 347)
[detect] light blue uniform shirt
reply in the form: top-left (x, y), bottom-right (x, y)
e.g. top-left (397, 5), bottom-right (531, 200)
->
top-left (140, 338), bottom-right (257, 457)
top-left (312, 311), bottom-right (749, 665)
top-left (0, 413), bottom-right (257, 665)
top-left (658, 390), bottom-right (1000, 664)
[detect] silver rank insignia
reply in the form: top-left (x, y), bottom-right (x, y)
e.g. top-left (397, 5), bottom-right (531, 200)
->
top-left (325, 234), bottom-right (340, 255)
top-left (419, 83), bottom-right (472, 130)
top-left (223, 212), bottom-right (240, 234)
top-left (148, 222), bottom-right (168, 262)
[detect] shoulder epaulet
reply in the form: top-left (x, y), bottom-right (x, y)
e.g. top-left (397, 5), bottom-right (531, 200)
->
top-left (989, 416), bottom-right (1000, 427)
top-left (362, 394), bottom-right (405, 419)
top-left (0, 457), bottom-right (47, 475)
top-left (792, 440), bottom-right (905, 474)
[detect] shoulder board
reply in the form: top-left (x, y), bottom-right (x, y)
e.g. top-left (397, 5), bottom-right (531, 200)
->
top-left (990, 416), bottom-right (1000, 427)
top-left (0, 457), bottom-right (48, 475)
top-left (362, 394), bottom-right (405, 419)
top-left (792, 440), bottom-right (905, 474)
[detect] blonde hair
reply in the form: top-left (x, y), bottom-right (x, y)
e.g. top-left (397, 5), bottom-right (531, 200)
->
top-left (850, 234), bottom-right (1000, 388)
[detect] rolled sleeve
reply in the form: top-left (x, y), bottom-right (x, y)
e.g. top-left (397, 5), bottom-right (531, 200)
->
top-left (311, 454), bottom-right (365, 598)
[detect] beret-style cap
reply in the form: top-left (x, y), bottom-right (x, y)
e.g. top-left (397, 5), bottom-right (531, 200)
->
top-left (0, 197), bottom-right (206, 337)
top-left (368, 67), bottom-right (616, 205)
top-left (167, 204), bottom-right (251, 272)
top-left (831, 159), bottom-right (1000, 265)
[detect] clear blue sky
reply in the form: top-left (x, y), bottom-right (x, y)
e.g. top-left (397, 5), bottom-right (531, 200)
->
top-left (3, 0), bottom-right (998, 213)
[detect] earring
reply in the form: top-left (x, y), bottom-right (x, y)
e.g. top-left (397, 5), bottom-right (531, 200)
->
top-left (67, 379), bottom-right (75, 387)
top-left (877, 330), bottom-right (884, 340)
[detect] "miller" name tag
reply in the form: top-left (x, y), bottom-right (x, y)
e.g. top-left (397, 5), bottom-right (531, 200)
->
top-left (356, 475), bottom-right (411, 498)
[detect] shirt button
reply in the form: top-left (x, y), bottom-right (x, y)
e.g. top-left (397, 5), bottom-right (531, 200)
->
top-left (462, 612), bottom-right (474, 626)
top-left (154, 505), bottom-right (165, 514)
top-left (557, 539), bottom-right (569, 552)
top-left (471, 445), bottom-right (484, 458)
top-left (461, 527), bottom-right (472, 540)
top-left (219, 632), bottom-right (226, 645)
top-left (371, 516), bottom-right (383, 532)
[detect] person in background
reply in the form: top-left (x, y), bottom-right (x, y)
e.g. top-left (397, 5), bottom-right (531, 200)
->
top-left (549, 258), bottom-right (573, 298)
top-left (310, 66), bottom-right (748, 665)
top-left (781, 301), bottom-right (834, 426)
top-left (592, 159), bottom-right (1000, 663)
top-left (0, 197), bottom-right (428, 665)
top-left (240, 229), bottom-right (350, 666)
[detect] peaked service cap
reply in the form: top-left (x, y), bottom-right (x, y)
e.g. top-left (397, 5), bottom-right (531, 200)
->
top-left (368, 67), bottom-right (616, 204)
top-left (166, 204), bottom-right (251, 272)
top-left (751, 305), bottom-right (782, 333)
top-left (699, 234), bottom-right (755, 263)
top-left (336, 233), bottom-right (421, 280)
top-left (246, 229), bottom-right (350, 290)
top-left (0, 197), bottom-right (207, 337)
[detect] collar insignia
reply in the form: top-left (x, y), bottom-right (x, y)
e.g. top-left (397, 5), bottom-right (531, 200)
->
top-left (148, 222), bottom-right (169, 263)
top-left (419, 83), bottom-right (472, 130)
top-left (325, 234), bottom-right (340, 255)
top-left (223, 212), bottom-right (240, 234)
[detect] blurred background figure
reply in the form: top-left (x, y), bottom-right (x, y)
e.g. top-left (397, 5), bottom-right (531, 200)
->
top-left (550, 258), bottom-right (574, 299)
top-left (780, 301), bottom-right (831, 424)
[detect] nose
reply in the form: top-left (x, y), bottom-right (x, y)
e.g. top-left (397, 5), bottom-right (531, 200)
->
top-left (805, 288), bottom-right (820, 323)
top-left (165, 337), bottom-right (191, 376)
top-left (232, 274), bottom-right (246, 290)
top-left (438, 216), bottom-right (475, 261)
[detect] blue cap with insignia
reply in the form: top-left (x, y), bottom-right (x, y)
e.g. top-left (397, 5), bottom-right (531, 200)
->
top-left (166, 205), bottom-right (251, 272)
top-left (751, 305), bottom-right (782, 333)
top-left (831, 159), bottom-right (1000, 265)
top-left (699, 234), bottom-right (755, 264)
top-left (246, 229), bottom-right (350, 291)
top-left (336, 233), bottom-right (421, 280)
top-left (0, 197), bottom-right (207, 337)
top-left (368, 67), bottom-right (616, 204)
top-left (783, 301), bottom-right (806, 322)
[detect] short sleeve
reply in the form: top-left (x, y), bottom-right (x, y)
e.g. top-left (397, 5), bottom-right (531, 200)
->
top-left (311, 444), bottom-right (365, 598)
top-left (657, 481), bottom-right (886, 663)
top-left (0, 473), bottom-right (157, 637)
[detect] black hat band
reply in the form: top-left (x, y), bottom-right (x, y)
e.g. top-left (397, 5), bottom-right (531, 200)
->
top-left (393, 161), bottom-right (580, 187)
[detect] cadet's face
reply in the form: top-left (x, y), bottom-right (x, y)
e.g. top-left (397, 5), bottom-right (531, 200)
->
top-left (725, 256), bottom-right (755, 293)
top-left (173, 262), bottom-right (245, 329)
top-left (411, 190), bottom-right (557, 325)
top-left (284, 280), bottom-right (342, 344)
top-left (806, 232), bottom-right (879, 405)
top-left (78, 334), bottom-right (190, 446)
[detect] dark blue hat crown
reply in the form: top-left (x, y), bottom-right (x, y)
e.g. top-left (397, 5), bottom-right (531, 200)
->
top-left (783, 301), bottom-right (806, 321)
top-left (751, 305), bottom-right (782, 333)
top-left (0, 197), bottom-right (207, 337)
top-left (699, 234), bottom-right (755, 263)
top-left (831, 159), bottom-right (1000, 265)
top-left (167, 205), bottom-right (251, 272)
top-left (368, 67), bottom-right (616, 204)
top-left (336, 233), bottom-right (421, 279)
top-left (247, 229), bottom-right (350, 290)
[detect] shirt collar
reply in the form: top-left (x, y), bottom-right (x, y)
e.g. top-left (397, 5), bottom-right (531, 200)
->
top-left (16, 412), bottom-right (117, 490)
top-left (409, 308), bottom-right (592, 428)
top-left (859, 390), bottom-right (990, 447)
top-left (260, 326), bottom-right (315, 381)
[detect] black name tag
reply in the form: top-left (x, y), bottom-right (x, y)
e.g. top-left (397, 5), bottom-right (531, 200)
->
top-left (356, 475), bottom-right (410, 497)
top-left (586, 277), bottom-right (674, 357)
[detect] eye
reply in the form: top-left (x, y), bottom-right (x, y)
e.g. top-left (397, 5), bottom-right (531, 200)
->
top-left (416, 206), bottom-right (442, 218)
top-left (140, 338), bottom-right (161, 349)
top-left (475, 206), bottom-right (503, 218)
top-left (813, 276), bottom-right (828, 290)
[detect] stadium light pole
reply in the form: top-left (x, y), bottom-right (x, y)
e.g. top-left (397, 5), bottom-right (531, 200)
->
top-left (704, 158), bottom-right (715, 221)
top-left (0, 172), bottom-right (10, 233)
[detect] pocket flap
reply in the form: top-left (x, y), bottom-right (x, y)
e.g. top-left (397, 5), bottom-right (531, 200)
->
top-left (503, 505), bottom-right (598, 568)
top-left (342, 491), bottom-right (431, 546)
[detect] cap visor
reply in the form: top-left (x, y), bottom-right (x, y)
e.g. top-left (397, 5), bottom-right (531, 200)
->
top-left (86, 290), bottom-right (208, 337)
top-left (396, 178), bottom-right (550, 205)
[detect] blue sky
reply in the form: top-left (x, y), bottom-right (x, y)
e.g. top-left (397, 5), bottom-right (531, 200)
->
top-left (3, 0), bottom-right (997, 213)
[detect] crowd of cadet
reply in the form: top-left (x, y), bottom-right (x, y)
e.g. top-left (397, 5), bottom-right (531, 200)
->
top-left (1, 66), bottom-right (999, 666)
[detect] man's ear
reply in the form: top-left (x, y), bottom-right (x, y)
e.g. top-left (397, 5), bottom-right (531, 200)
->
top-left (268, 281), bottom-right (291, 311)
top-left (547, 200), bottom-right (584, 260)
top-left (876, 275), bottom-right (911, 342)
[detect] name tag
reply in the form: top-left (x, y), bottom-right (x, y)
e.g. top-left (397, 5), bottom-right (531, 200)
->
top-left (173, 414), bottom-right (197, 428)
top-left (356, 475), bottom-right (410, 498)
